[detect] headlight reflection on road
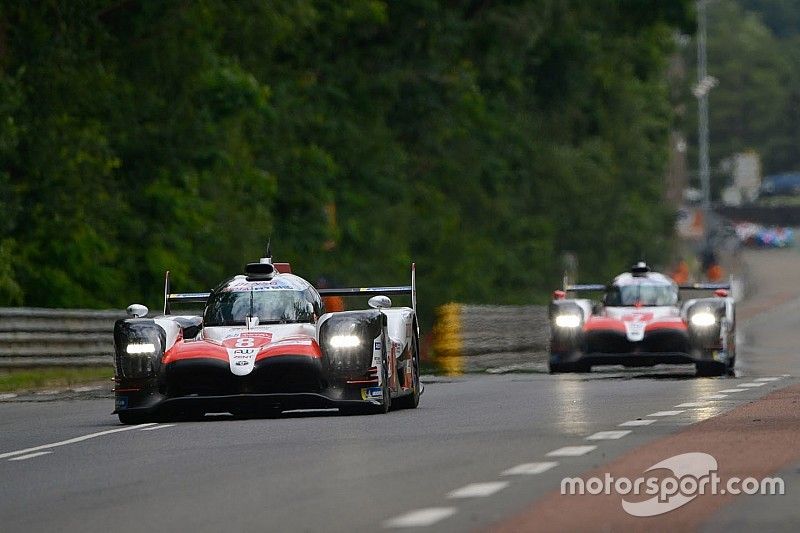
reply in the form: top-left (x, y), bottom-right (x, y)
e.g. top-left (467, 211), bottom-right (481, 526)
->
top-left (553, 378), bottom-right (591, 436)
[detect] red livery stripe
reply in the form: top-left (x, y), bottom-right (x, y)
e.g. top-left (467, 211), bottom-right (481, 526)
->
top-left (583, 318), bottom-right (626, 333)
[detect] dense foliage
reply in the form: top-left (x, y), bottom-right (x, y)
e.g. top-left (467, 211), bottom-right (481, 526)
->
top-left (0, 1), bottom-right (692, 322)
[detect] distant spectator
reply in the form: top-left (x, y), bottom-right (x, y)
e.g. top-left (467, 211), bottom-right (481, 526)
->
top-left (700, 246), bottom-right (724, 282)
top-left (670, 258), bottom-right (690, 284)
top-left (316, 276), bottom-right (344, 313)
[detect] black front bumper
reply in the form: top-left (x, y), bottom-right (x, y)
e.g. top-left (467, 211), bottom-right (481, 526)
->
top-left (550, 350), bottom-right (732, 368)
top-left (114, 355), bottom-right (382, 415)
top-left (115, 392), bottom-right (372, 416)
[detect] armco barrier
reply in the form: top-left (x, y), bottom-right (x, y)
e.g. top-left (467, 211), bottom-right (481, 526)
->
top-left (0, 308), bottom-right (124, 367)
top-left (431, 304), bottom-right (550, 374)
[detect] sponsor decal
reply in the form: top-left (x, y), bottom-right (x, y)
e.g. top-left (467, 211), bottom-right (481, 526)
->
top-left (115, 397), bottom-right (128, 409)
top-left (222, 333), bottom-right (273, 349)
top-left (560, 452), bottom-right (785, 517)
top-left (374, 341), bottom-right (382, 351)
top-left (360, 387), bottom-right (383, 401)
top-left (224, 278), bottom-right (307, 292)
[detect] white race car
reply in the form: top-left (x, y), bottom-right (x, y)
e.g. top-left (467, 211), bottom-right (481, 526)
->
top-left (549, 262), bottom-right (735, 376)
top-left (113, 252), bottom-right (420, 423)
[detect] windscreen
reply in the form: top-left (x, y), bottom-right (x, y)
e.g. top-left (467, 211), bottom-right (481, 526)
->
top-left (203, 290), bottom-right (315, 326)
top-left (604, 282), bottom-right (678, 307)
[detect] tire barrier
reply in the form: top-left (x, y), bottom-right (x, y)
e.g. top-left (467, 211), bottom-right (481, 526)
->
top-left (0, 308), bottom-right (124, 367)
top-left (431, 304), bottom-right (550, 375)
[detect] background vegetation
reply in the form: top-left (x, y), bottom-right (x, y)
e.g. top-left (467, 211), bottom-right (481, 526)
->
top-left (682, 0), bottom-right (800, 182)
top-left (0, 1), bottom-right (696, 323)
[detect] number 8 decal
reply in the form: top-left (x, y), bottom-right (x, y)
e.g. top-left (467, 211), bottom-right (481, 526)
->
top-left (235, 337), bottom-right (255, 348)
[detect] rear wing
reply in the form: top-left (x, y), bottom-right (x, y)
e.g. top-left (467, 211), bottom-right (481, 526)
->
top-left (162, 263), bottom-right (418, 315)
top-left (565, 282), bottom-right (731, 293)
top-left (318, 263), bottom-right (417, 314)
top-left (564, 284), bottom-right (606, 293)
top-left (163, 271), bottom-right (210, 315)
top-left (678, 283), bottom-right (731, 290)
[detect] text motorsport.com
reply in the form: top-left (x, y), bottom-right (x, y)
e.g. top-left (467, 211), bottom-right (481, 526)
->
top-left (559, 453), bottom-right (785, 517)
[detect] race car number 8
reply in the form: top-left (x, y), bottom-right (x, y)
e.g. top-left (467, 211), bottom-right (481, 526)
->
top-left (235, 338), bottom-right (255, 348)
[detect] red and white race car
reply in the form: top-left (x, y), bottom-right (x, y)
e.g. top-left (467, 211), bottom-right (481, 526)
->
top-left (112, 253), bottom-right (420, 423)
top-left (548, 262), bottom-right (735, 376)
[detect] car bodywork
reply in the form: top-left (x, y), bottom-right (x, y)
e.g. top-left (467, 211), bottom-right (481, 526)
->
top-left (549, 263), bottom-right (735, 376)
top-left (113, 258), bottom-right (420, 423)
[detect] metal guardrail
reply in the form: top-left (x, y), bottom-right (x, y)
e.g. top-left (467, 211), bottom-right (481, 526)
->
top-left (431, 304), bottom-right (549, 374)
top-left (0, 308), bottom-right (124, 367)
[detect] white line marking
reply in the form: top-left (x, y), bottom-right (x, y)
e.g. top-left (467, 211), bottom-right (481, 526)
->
top-left (546, 445), bottom-right (597, 457)
top-left (0, 423), bottom-right (157, 460)
top-left (139, 424), bottom-right (176, 431)
top-left (647, 410), bottom-right (685, 417)
top-left (71, 386), bottom-right (102, 393)
top-left (502, 462), bottom-right (559, 475)
top-left (718, 389), bottom-right (746, 393)
top-left (701, 394), bottom-right (729, 400)
top-left (675, 402), bottom-right (706, 408)
top-left (754, 377), bottom-right (781, 382)
top-left (587, 430), bottom-right (631, 440)
top-left (740, 383), bottom-right (766, 388)
top-left (619, 419), bottom-right (656, 427)
top-left (8, 451), bottom-right (53, 461)
top-left (383, 508), bottom-right (457, 528)
top-left (447, 481), bottom-right (509, 499)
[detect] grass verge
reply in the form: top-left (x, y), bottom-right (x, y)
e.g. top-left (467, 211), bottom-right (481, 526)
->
top-left (0, 366), bottom-right (113, 393)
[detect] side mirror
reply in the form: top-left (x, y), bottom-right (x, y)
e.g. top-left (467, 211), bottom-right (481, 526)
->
top-left (368, 295), bottom-right (392, 309)
top-left (126, 304), bottom-right (149, 318)
top-left (553, 290), bottom-right (566, 300)
top-left (714, 289), bottom-right (728, 298)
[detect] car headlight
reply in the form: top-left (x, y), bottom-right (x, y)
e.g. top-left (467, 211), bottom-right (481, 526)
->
top-left (328, 334), bottom-right (362, 348)
top-left (126, 342), bottom-right (156, 355)
top-left (690, 311), bottom-right (717, 327)
top-left (554, 314), bottom-right (581, 328)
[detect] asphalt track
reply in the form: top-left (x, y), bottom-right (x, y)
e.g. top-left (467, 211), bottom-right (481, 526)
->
top-left (1, 249), bottom-right (799, 532)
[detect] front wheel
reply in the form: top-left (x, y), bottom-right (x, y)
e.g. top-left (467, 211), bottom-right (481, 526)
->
top-left (394, 334), bottom-right (421, 410)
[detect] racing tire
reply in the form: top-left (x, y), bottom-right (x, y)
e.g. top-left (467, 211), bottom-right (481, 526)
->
top-left (695, 361), bottom-right (727, 377)
top-left (394, 333), bottom-right (421, 410)
top-left (117, 411), bottom-right (151, 425)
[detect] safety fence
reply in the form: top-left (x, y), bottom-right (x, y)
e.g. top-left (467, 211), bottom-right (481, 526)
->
top-left (0, 308), bottom-right (123, 368)
top-left (430, 304), bottom-right (550, 374)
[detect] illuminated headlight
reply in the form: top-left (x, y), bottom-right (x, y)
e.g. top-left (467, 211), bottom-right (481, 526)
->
top-left (690, 312), bottom-right (717, 327)
top-left (328, 335), bottom-right (362, 348)
top-left (554, 314), bottom-right (581, 328)
top-left (126, 342), bottom-right (156, 355)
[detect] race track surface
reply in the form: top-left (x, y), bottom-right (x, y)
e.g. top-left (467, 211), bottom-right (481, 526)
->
top-left (1, 249), bottom-right (799, 532)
